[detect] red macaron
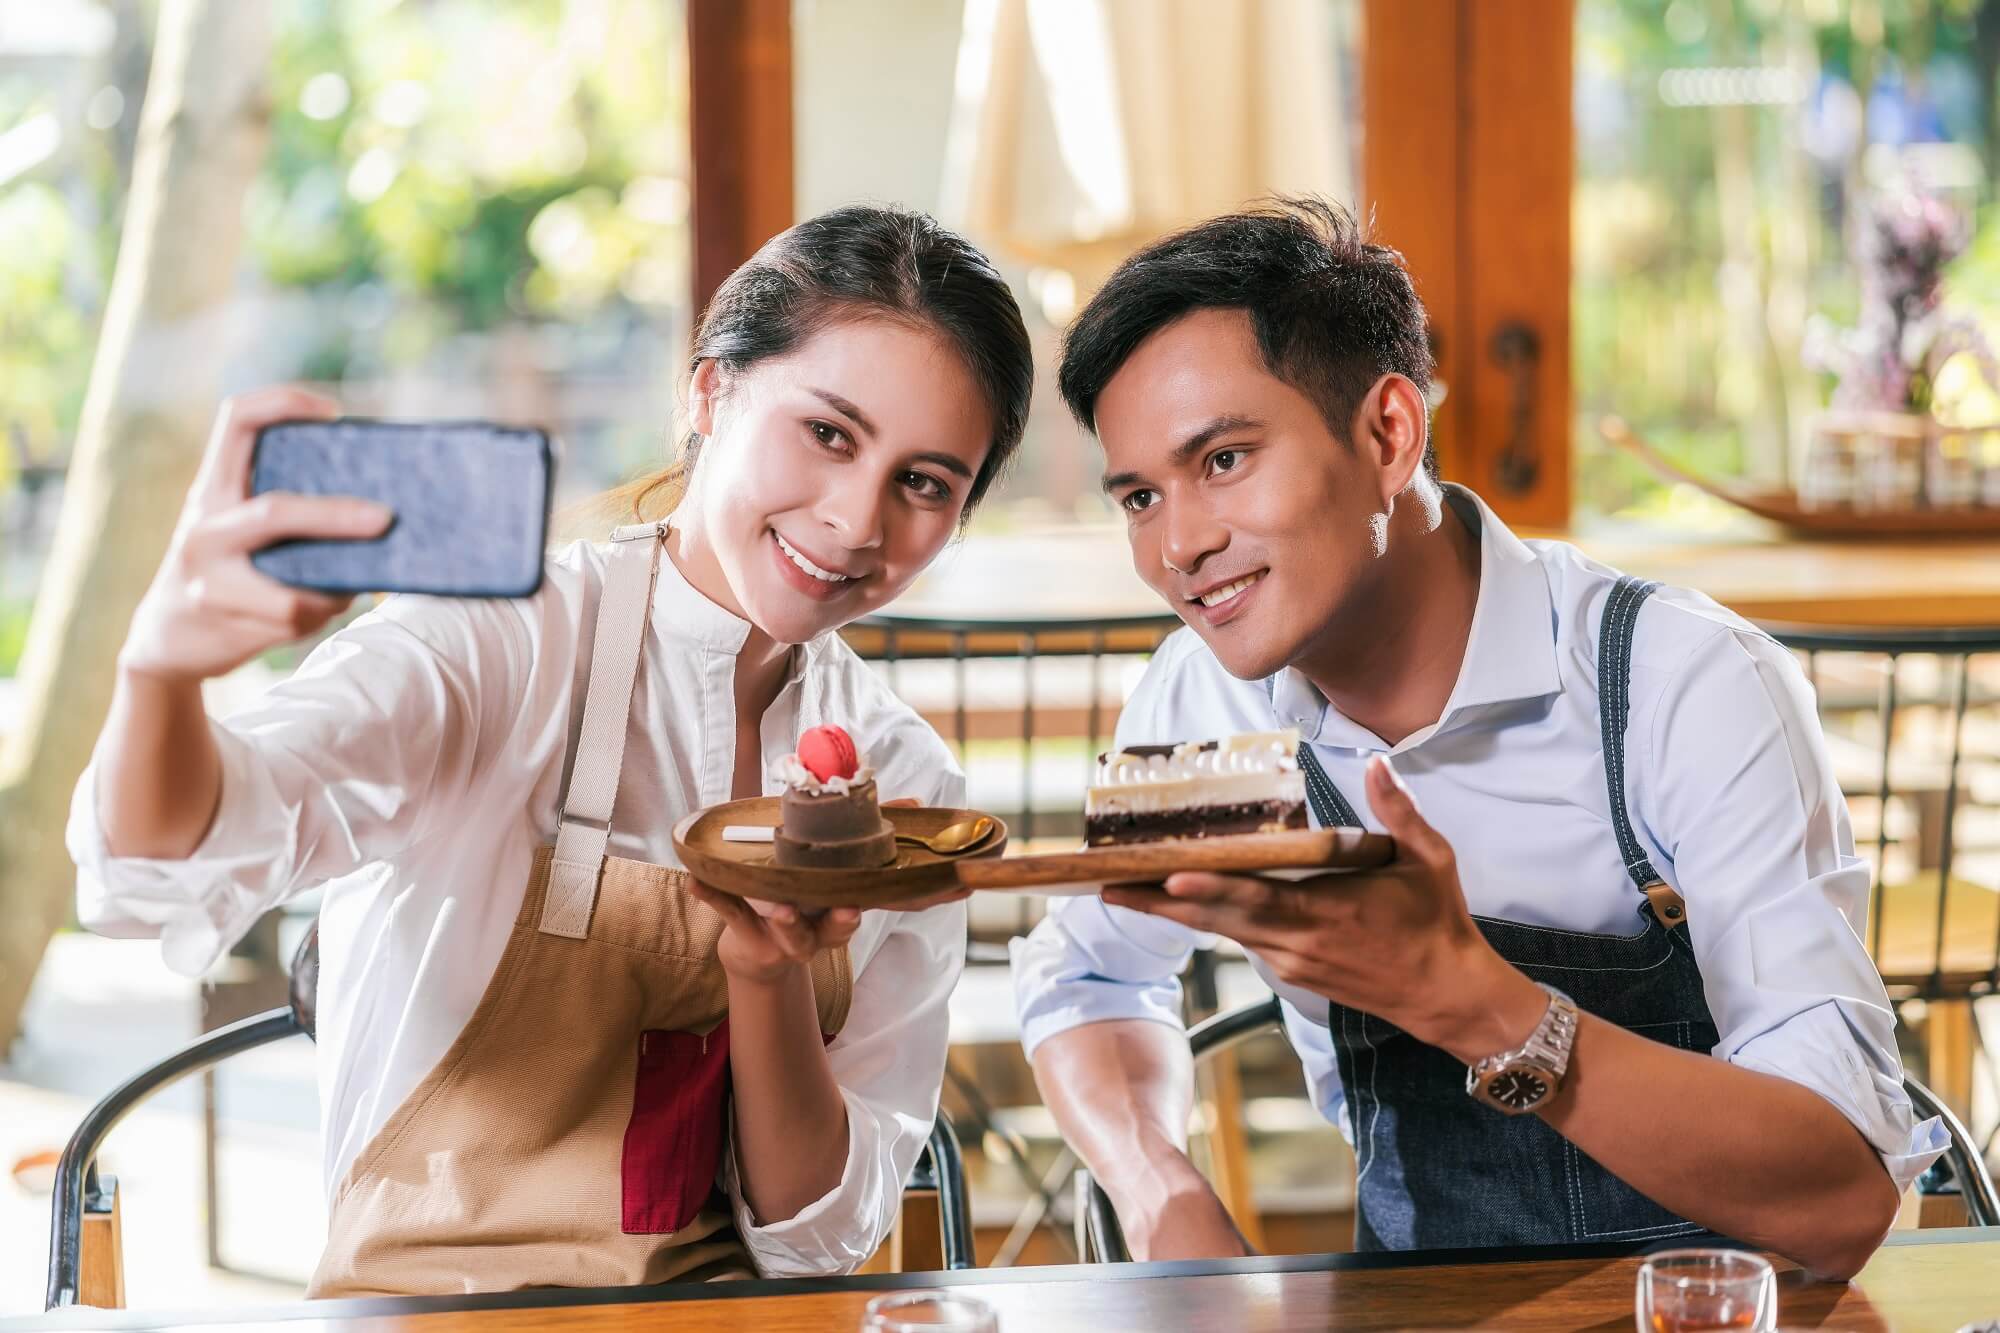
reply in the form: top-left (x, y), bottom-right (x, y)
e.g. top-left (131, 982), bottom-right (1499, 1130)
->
top-left (796, 724), bottom-right (860, 783)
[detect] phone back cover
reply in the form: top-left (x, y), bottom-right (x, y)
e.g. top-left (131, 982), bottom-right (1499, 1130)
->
top-left (249, 420), bottom-right (552, 597)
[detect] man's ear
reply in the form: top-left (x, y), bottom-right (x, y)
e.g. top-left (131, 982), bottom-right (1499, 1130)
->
top-left (1351, 373), bottom-right (1430, 507)
top-left (687, 359), bottom-right (722, 438)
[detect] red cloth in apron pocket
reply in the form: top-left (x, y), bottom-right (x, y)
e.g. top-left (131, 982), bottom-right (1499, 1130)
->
top-left (622, 1020), bottom-right (733, 1235)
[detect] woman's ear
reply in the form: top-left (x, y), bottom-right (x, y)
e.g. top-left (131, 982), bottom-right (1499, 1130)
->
top-left (687, 359), bottom-right (722, 437)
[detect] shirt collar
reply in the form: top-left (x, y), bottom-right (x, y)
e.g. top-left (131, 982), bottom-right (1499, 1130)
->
top-left (648, 526), bottom-right (823, 697)
top-left (1273, 484), bottom-right (1563, 751)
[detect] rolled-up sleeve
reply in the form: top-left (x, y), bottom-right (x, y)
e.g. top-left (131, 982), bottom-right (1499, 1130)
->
top-left (723, 765), bottom-right (970, 1277)
top-left (66, 593), bottom-right (520, 978)
top-left (723, 899), bottom-right (968, 1276)
top-left (1012, 896), bottom-right (1208, 1060)
top-left (1639, 624), bottom-right (1946, 1193)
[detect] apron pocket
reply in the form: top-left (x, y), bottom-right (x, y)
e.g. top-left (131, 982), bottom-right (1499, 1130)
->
top-left (622, 1020), bottom-right (732, 1236)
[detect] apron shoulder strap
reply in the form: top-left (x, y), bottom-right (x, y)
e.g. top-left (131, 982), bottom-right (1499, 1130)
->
top-left (1598, 575), bottom-right (1686, 924)
top-left (1265, 673), bottom-right (1362, 828)
top-left (542, 521), bottom-right (667, 938)
top-left (1296, 740), bottom-right (1361, 828)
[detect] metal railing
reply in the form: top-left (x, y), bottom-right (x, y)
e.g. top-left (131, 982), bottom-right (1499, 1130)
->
top-left (1761, 624), bottom-right (2000, 1000)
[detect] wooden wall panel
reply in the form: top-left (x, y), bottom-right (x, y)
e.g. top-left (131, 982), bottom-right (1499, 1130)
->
top-left (687, 0), bottom-right (794, 317)
top-left (1362, 2), bottom-right (1468, 487)
top-left (1364, 0), bottom-right (1574, 527)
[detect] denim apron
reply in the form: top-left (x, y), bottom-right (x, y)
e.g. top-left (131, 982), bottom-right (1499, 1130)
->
top-left (1297, 575), bottom-right (1719, 1250)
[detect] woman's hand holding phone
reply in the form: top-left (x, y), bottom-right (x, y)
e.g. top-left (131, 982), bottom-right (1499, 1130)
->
top-left (119, 387), bottom-right (396, 686)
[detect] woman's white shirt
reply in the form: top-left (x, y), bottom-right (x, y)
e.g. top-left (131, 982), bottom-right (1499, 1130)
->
top-left (67, 537), bottom-right (968, 1278)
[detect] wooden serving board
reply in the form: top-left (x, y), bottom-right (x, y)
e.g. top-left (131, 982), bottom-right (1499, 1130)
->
top-left (954, 827), bottom-right (1396, 894)
top-left (672, 797), bottom-right (1008, 909)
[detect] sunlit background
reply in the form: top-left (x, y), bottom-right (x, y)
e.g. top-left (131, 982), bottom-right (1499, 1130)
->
top-left (3, 0), bottom-right (1998, 1314)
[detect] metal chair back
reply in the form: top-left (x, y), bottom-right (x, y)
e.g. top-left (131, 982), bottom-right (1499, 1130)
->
top-left (1760, 624), bottom-right (2000, 999)
top-left (48, 925), bottom-right (975, 1309)
top-left (1076, 996), bottom-right (1997, 1264)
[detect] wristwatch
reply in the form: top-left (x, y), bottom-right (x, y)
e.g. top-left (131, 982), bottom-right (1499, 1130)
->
top-left (1465, 984), bottom-right (1578, 1115)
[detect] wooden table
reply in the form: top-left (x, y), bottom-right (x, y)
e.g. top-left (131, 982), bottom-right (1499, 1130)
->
top-left (19, 1230), bottom-right (1997, 1332)
top-left (891, 525), bottom-right (2000, 630)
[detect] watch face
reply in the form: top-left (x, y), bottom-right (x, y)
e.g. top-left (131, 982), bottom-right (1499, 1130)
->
top-left (1483, 1068), bottom-right (1551, 1111)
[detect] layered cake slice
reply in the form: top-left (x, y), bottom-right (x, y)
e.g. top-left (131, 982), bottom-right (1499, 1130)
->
top-left (772, 724), bottom-right (898, 869)
top-left (1084, 729), bottom-right (1308, 847)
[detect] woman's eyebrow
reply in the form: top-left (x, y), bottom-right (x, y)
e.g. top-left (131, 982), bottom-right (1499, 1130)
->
top-left (909, 451), bottom-right (975, 481)
top-left (807, 387), bottom-right (877, 438)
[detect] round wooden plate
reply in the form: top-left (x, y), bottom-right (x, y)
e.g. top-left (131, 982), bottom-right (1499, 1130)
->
top-left (952, 827), bottom-right (1396, 895)
top-left (673, 797), bottom-right (1009, 908)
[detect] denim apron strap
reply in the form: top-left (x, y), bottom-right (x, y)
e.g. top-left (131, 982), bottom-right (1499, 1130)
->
top-left (1286, 576), bottom-right (1685, 923)
top-left (1263, 673), bottom-right (1363, 826)
top-left (1298, 572), bottom-right (1718, 1251)
top-left (1597, 577), bottom-right (1690, 929)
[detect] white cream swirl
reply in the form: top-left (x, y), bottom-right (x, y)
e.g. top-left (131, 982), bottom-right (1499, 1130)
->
top-left (1086, 729), bottom-right (1303, 818)
top-left (1092, 729), bottom-right (1299, 787)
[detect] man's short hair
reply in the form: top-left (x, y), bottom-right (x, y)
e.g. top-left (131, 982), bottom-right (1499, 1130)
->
top-left (1057, 197), bottom-right (1436, 474)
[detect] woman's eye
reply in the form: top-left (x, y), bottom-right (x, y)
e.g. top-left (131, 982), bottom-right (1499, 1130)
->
top-left (900, 471), bottom-right (950, 502)
top-left (1121, 489), bottom-right (1157, 514)
top-left (807, 420), bottom-right (848, 449)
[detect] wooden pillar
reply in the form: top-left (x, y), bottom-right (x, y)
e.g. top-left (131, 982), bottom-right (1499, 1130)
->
top-left (687, 0), bottom-right (794, 317)
top-left (1925, 999), bottom-right (1977, 1123)
top-left (1197, 1054), bottom-right (1266, 1252)
top-left (1364, 0), bottom-right (1574, 529)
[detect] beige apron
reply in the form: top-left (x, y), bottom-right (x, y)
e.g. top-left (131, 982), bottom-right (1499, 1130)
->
top-left (310, 523), bottom-right (854, 1298)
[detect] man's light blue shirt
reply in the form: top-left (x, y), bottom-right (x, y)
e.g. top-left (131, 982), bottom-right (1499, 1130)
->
top-left (1011, 485), bottom-right (1947, 1193)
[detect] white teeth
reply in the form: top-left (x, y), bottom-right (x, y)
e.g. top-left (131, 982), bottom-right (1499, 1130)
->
top-left (776, 532), bottom-right (850, 583)
top-left (1196, 573), bottom-right (1263, 608)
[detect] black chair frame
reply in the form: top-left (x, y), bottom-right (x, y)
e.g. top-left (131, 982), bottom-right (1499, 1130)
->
top-left (49, 941), bottom-right (975, 1310)
top-left (1078, 996), bottom-right (2000, 1264)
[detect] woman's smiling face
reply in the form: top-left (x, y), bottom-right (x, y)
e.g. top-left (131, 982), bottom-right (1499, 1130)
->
top-left (676, 317), bottom-right (995, 644)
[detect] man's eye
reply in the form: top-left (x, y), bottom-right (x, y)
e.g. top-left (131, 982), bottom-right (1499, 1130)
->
top-left (1210, 448), bottom-right (1240, 474)
top-left (1121, 489), bottom-right (1156, 513)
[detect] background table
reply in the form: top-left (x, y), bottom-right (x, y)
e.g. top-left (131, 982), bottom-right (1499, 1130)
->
top-left (19, 1230), bottom-right (1997, 1332)
top-left (894, 526), bottom-right (2000, 630)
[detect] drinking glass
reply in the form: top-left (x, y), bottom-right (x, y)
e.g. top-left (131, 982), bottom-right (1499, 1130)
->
top-left (1635, 1249), bottom-right (1776, 1332)
top-left (860, 1291), bottom-right (1000, 1332)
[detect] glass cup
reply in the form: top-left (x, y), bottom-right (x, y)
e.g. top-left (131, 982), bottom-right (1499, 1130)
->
top-left (1635, 1249), bottom-right (1777, 1332)
top-left (861, 1291), bottom-right (1000, 1333)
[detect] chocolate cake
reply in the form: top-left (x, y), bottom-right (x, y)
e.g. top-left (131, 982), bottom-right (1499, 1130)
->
top-left (772, 725), bottom-right (898, 869)
top-left (1084, 729), bottom-right (1308, 847)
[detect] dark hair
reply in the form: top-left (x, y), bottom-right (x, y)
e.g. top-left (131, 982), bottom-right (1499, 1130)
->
top-left (1057, 196), bottom-right (1435, 473)
top-left (605, 204), bottom-right (1033, 523)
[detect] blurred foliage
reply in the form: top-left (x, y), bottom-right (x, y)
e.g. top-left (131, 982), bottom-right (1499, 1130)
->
top-left (1573, 0), bottom-right (2000, 521)
top-left (9, 0), bottom-right (2000, 573)
top-left (251, 0), bottom-right (690, 379)
top-left (0, 0), bottom-right (689, 477)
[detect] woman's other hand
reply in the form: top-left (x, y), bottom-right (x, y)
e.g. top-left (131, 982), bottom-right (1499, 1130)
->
top-left (688, 882), bottom-right (863, 984)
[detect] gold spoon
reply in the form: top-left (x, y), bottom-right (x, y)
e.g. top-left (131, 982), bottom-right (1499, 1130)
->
top-left (894, 816), bottom-right (996, 856)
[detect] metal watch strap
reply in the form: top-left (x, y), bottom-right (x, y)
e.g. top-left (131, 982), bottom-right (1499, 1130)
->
top-left (1465, 984), bottom-right (1578, 1105)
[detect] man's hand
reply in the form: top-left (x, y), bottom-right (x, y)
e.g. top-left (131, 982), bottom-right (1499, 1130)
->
top-left (1104, 755), bottom-right (1546, 1063)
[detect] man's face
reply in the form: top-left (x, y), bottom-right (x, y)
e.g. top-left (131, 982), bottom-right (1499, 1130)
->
top-left (1095, 308), bottom-right (1387, 681)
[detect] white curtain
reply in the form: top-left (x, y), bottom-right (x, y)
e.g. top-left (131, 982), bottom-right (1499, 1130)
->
top-left (942, 0), bottom-right (1355, 293)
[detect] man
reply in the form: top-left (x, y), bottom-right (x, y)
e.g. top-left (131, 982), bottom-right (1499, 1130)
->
top-left (1011, 198), bottom-right (1943, 1280)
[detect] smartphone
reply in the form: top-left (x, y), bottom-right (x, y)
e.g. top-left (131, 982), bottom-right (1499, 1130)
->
top-left (249, 417), bottom-right (553, 598)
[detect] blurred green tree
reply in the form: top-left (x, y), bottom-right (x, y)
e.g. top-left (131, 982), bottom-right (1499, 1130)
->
top-left (0, 0), bottom-right (275, 1050)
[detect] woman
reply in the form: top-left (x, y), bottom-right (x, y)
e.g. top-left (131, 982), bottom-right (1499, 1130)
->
top-left (66, 206), bottom-right (1033, 1296)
